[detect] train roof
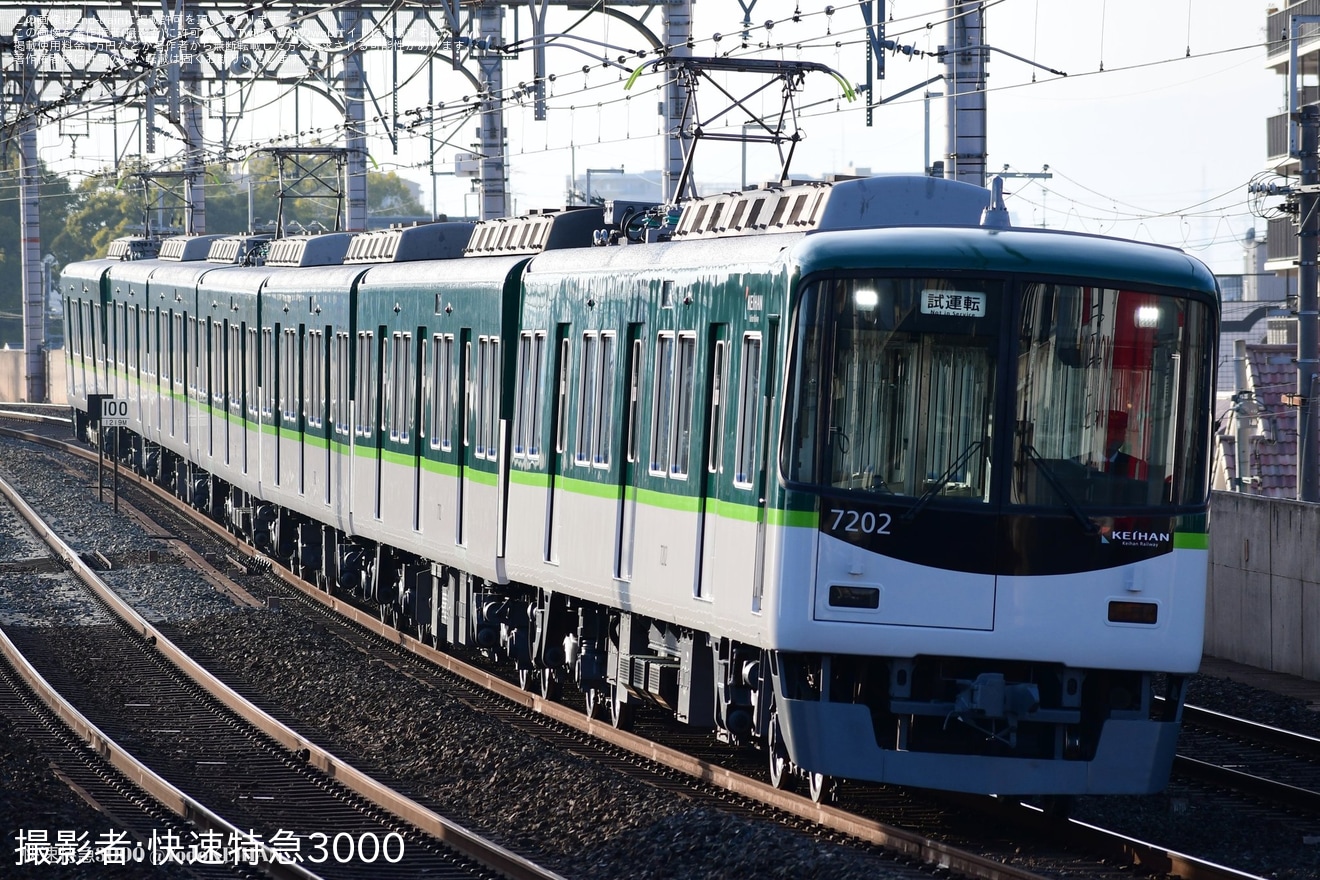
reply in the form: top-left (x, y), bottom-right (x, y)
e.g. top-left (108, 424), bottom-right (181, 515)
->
top-left (196, 265), bottom-right (282, 294)
top-left (265, 233), bottom-right (354, 267)
top-left (344, 221), bottom-right (474, 264)
top-left (525, 230), bottom-right (801, 277)
top-left (464, 206), bottom-right (609, 256)
top-left (206, 235), bottom-right (273, 265)
top-left (670, 174), bottom-right (990, 240)
top-left (359, 253), bottom-right (528, 290)
top-left (792, 225), bottom-right (1220, 298)
top-left (159, 235), bottom-right (226, 261)
top-left (261, 263), bottom-right (371, 295)
top-left (105, 237), bottom-right (160, 260)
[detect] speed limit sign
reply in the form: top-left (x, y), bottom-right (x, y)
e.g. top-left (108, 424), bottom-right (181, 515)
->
top-left (100, 397), bottom-right (129, 427)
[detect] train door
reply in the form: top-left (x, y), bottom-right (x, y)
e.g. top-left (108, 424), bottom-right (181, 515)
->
top-left (129, 305), bottom-right (143, 434)
top-left (544, 325), bottom-right (570, 562)
top-left (113, 303), bottom-right (126, 400)
top-left (644, 329), bottom-right (701, 587)
top-left (227, 322), bottom-right (241, 468)
top-left (245, 326), bottom-right (259, 478)
top-left (373, 329), bottom-right (386, 517)
top-left (171, 311), bottom-right (184, 441)
top-left (331, 331), bottom-right (351, 512)
top-left (384, 330), bottom-right (420, 528)
top-left (695, 327), bottom-right (729, 598)
top-left (747, 321), bottom-right (777, 613)
top-left (209, 319), bottom-right (223, 461)
top-left (274, 325), bottom-right (306, 493)
top-left (456, 328), bottom-right (471, 545)
top-left (614, 327), bottom-right (643, 579)
top-left (306, 328), bottom-right (329, 505)
top-left (425, 333), bottom-right (459, 543)
top-left (273, 326), bottom-right (284, 485)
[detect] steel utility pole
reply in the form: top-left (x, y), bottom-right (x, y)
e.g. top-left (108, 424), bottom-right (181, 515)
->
top-left (1299, 102), bottom-right (1319, 502)
top-left (944, 0), bottom-right (987, 188)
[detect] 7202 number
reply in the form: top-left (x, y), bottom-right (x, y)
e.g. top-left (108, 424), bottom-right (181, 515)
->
top-left (828, 508), bottom-right (892, 535)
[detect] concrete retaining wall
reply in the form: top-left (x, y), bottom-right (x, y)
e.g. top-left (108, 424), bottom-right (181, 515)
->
top-left (1206, 490), bottom-right (1320, 680)
top-left (0, 350), bottom-right (66, 405)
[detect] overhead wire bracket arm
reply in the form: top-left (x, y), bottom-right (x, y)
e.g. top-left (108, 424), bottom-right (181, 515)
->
top-left (934, 43), bottom-right (1067, 78)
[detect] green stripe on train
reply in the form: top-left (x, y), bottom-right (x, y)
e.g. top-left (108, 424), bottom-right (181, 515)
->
top-left (1173, 532), bottom-right (1209, 550)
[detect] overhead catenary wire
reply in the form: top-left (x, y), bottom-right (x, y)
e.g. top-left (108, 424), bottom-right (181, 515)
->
top-left (0, 0), bottom-right (1274, 267)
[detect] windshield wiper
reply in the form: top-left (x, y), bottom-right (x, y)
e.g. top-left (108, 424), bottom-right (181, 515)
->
top-left (1021, 443), bottom-right (1100, 535)
top-left (902, 438), bottom-right (984, 522)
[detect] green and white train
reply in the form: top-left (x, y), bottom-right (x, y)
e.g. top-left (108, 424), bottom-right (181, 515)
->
top-left (63, 174), bottom-right (1220, 799)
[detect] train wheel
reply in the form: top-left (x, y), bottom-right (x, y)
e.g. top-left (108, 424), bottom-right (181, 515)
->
top-left (808, 772), bottom-right (838, 805)
top-left (539, 668), bottom-right (562, 702)
top-left (518, 668), bottom-right (534, 691)
top-left (609, 687), bottom-right (634, 731)
top-left (767, 712), bottom-right (792, 791)
top-left (583, 687), bottom-right (608, 721)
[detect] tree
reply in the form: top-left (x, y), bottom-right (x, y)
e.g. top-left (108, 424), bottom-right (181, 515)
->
top-left (0, 149), bottom-right (76, 345)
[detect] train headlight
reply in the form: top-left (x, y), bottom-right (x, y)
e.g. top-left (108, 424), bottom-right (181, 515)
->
top-left (853, 288), bottom-right (878, 310)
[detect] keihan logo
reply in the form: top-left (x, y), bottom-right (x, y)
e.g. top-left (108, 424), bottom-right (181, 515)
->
top-left (1098, 525), bottom-right (1171, 548)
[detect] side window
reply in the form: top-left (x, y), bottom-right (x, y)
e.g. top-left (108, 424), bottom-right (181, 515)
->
top-left (707, 340), bottom-right (727, 473)
top-left (574, 333), bottom-right (598, 466)
top-left (463, 340), bottom-right (472, 449)
top-left (281, 328), bottom-right (299, 421)
top-left (93, 304), bottom-right (104, 373)
top-left (211, 321), bottom-right (224, 404)
top-left (555, 337), bottom-right (570, 454)
top-left (528, 332), bottom-right (543, 461)
top-left (649, 333), bottom-right (674, 475)
top-left (129, 306), bottom-right (140, 376)
top-left (429, 334), bottom-right (453, 450)
top-left (190, 317), bottom-right (203, 400)
top-left (355, 331), bottom-right (374, 436)
top-left (173, 313), bottom-right (185, 393)
top-left (260, 328), bottom-right (275, 418)
top-left (247, 327), bottom-right (259, 417)
top-left (332, 332), bottom-right (350, 435)
top-left (626, 339), bottom-right (642, 463)
top-left (389, 332), bottom-right (412, 442)
top-left (648, 332), bottom-right (696, 479)
top-left (115, 303), bottom-right (126, 370)
top-left (475, 336), bottom-right (499, 460)
top-left (734, 334), bottom-right (763, 488)
top-left (228, 325), bottom-right (241, 409)
top-left (671, 333), bottom-right (696, 478)
top-left (306, 330), bottom-right (324, 429)
top-left (594, 333), bottom-right (616, 467)
top-left (513, 332), bottom-right (546, 460)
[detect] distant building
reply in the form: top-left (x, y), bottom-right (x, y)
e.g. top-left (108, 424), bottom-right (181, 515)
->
top-left (1216, 236), bottom-right (1291, 420)
top-left (1214, 343), bottom-right (1298, 498)
top-left (1214, 4), bottom-right (1320, 496)
top-left (568, 170), bottom-right (663, 206)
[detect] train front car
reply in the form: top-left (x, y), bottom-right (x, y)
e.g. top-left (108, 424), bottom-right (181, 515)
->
top-left (770, 180), bottom-right (1219, 796)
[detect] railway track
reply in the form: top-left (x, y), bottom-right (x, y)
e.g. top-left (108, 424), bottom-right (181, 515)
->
top-left (1175, 704), bottom-right (1320, 811)
top-left (0, 416), bottom-right (1300, 879)
top-left (0, 459), bottom-right (564, 880)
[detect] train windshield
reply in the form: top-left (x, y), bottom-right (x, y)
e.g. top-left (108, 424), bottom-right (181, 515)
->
top-left (782, 276), bottom-right (1001, 501)
top-left (1012, 282), bottom-right (1213, 509)
top-left (782, 276), bottom-right (1214, 510)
